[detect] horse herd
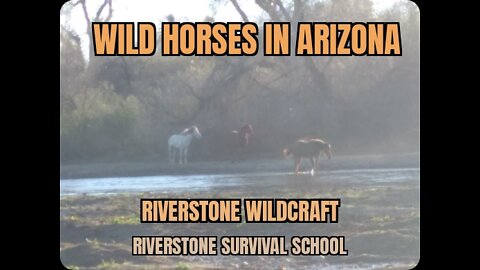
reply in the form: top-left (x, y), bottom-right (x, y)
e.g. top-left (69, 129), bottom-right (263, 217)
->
top-left (167, 124), bottom-right (332, 175)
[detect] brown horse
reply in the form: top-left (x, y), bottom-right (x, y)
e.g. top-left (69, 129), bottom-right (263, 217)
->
top-left (283, 138), bottom-right (332, 175)
top-left (231, 123), bottom-right (253, 162)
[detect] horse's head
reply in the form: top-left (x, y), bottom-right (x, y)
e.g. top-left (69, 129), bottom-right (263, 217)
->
top-left (191, 126), bottom-right (202, 139)
top-left (241, 123), bottom-right (253, 136)
top-left (182, 126), bottom-right (202, 139)
top-left (324, 143), bottom-right (332, 160)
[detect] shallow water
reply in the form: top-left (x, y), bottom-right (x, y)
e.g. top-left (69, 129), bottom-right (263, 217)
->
top-left (60, 167), bottom-right (419, 196)
top-left (60, 161), bottom-right (420, 269)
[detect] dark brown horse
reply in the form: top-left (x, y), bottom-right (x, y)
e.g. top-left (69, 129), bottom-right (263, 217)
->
top-left (231, 123), bottom-right (253, 162)
top-left (283, 138), bottom-right (331, 175)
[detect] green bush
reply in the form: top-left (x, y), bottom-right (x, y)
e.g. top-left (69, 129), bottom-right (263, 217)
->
top-left (60, 82), bottom-right (144, 161)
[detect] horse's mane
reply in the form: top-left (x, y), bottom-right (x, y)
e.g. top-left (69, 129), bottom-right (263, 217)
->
top-left (297, 137), bottom-right (329, 145)
top-left (181, 125), bottom-right (199, 134)
top-left (310, 138), bottom-right (328, 144)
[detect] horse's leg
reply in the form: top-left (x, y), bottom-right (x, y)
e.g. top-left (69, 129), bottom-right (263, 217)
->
top-left (168, 146), bottom-right (175, 164)
top-left (239, 137), bottom-right (249, 162)
top-left (310, 157), bottom-right (315, 175)
top-left (177, 147), bottom-right (182, 164)
top-left (231, 134), bottom-right (239, 163)
top-left (294, 157), bottom-right (301, 174)
top-left (183, 147), bottom-right (188, 164)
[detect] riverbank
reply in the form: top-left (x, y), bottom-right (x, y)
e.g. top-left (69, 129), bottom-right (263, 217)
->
top-left (60, 177), bottom-right (420, 269)
top-left (60, 152), bottom-right (420, 269)
top-left (61, 152), bottom-right (419, 180)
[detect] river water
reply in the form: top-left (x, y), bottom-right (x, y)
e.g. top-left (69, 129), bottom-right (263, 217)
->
top-left (60, 157), bottom-right (421, 269)
top-left (60, 167), bottom-right (419, 196)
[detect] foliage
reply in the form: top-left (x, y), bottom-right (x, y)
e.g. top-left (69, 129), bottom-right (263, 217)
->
top-left (60, 0), bottom-right (420, 162)
top-left (60, 81), bottom-right (144, 161)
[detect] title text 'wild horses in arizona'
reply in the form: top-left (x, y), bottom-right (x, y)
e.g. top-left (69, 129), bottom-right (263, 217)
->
top-left (231, 123), bottom-right (253, 162)
top-left (168, 126), bottom-right (202, 164)
top-left (283, 138), bottom-right (332, 175)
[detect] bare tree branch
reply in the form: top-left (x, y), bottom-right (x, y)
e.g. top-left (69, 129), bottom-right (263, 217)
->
top-left (275, 0), bottom-right (291, 21)
top-left (255, 0), bottom-right (281, 21)
top-left (178, 79), bottom-right (204, 101)
top-left (79, 0), bottom-right (91, 36)
top-left (249, 73), bottom-right (275, 93)
top-left (230, 0), bottom-right (249, 22)
top-left (293, 0), bottom-right (305, 22)
top-left (78, 0), bottom-right (114, 61)
top-left (253, 67), bottom-right (295, 87)
top-left (304, 57), bottom-right (332, 99)
top-left (254, 0), bottom-right (291, 21)
top-left (173, 60), bottom-right (251, 125)
top-left (60, 25), bottom-right (81, 46)
top-left (94, 0), bottom-right (113, 22)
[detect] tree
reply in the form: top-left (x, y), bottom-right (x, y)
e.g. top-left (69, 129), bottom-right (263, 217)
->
top-left (60, 0), bottom-right (420, 161)
top-left (61, 0), bottom-right (113, 63)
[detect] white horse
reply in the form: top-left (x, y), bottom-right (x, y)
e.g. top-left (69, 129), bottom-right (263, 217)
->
top-left (168, 126), bottom-right (202, 164)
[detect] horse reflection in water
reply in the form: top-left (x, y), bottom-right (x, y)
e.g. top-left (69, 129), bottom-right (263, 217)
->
top-left (231, 123), bottom-right (254, 162)
top-left (168, 126), bottom-right (202, 164)
top-left (283, 138), bottom-right (332, 175)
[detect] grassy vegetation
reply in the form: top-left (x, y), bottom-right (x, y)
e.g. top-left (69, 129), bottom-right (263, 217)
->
top-left (60, 180), bottom-right (419, 269)
top-left (175, 262), bottom-right (191, 270)
top-left (104, 215), bottom-right (138, 225)
top-left (98, 259), bottom-right (119, 269)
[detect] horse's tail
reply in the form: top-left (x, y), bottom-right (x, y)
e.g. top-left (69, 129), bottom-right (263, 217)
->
top-left (283, 148), bottom-right (292, 158)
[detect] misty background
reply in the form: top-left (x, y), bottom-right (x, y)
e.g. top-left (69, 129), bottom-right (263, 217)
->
top-left (60, 0), bottom-right (419, 164)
